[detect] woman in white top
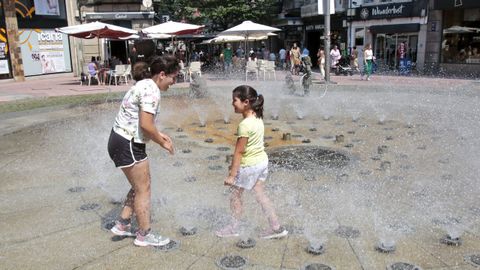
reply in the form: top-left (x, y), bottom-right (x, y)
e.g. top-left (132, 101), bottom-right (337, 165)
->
top-left (362, 43), bottom-right (374, 81)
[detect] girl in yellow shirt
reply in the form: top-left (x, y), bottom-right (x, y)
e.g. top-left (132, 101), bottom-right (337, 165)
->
top-left (216, 85), bottom-right (288, 239)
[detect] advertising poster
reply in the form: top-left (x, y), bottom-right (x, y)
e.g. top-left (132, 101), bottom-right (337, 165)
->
top-left (0, 41), bottom-right (9, 74)
top-left (20, 29), bottom-right (72, 76)
top-left (34, 0), bottom-right (60, 16)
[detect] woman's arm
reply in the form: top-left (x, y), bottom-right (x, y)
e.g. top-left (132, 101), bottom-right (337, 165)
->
top-left (139, 110), bottom-right (174, 154)
top-left (224, 137), bottom-right (248, 186)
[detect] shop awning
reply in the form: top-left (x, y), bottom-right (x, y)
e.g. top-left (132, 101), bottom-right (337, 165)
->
top-left (369, 23), bottom-right (420, 34)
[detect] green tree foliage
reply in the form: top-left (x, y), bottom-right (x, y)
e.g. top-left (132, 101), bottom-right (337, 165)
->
top-left (155, 0), bottom-right (279, 31)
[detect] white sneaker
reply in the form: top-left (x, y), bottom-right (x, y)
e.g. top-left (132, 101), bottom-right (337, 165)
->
top-left (260, 226), bottom-right (289, 239)
top-left (134, 231), bottom-right (170, 247)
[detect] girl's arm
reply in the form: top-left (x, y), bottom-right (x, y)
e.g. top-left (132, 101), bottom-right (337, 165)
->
top-left (139, 110), bottom-right (174, 155)
top-left (224, 137), bottom-right (248, 186)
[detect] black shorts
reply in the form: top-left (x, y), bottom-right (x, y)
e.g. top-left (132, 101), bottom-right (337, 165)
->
top-left (107, 129), bottom-right (147, 168)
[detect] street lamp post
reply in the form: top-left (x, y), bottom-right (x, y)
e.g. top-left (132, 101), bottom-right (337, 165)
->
top-left (324, 0), bottom-right (331, 83)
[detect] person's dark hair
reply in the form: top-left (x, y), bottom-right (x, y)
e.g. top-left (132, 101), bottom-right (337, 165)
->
top-left (232, 85), bottom-right (264, 118)
top-left (132, 62), bottom-right (151, 81)
top-left (132, 55), bottom-right (180, 81)
top-left (150, 54), bottom-right (180, 77)
top-left (91, 56), bottom-right (96, 62)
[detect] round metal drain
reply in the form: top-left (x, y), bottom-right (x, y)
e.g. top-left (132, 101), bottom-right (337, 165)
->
top-left (68, 186), bottom-right (86, 193)
top-left (173, 161), bottom-right (183, 167)
top-left (386, 262), bottom-right (422, 270)
top-left (378, 145), bottom-right (388, 154)
top-left (184, 176), bottom-right (197, 182)
top-left (179, 226), bottom-right (197, 236)
top-left (154, 239), bottom-right (180, 252)
top-left (375, 241), bottom-right (396, 253)
top-left (440, 234), bottom-right (462, 246)
top-left (380, 161), bottom-right (391, 171)
top-left (236, 238), bottom-right (256, 249)
top-left (205, 138), bottom-right (214, 143)
top-left (269, 146), bottom-right (350, 171)
top-left (79, 203), bottom-right (100, 211)
top-left (464, 254), bottom-right (480, 267)
top-left (306, 244), bottom-right (325, 255)
top-left (336, 173), bottom-right (348, 182)
top-left (359, 170), bottom-right (372, 176)
top-left (441, 174), bottom-right (453, 181)
top-left (390, 175), bottom-right (404, 181)
top-left (284, 224), bottom-right (304, 235)
top-left (207, 155), bottom-right (220, 160)
top-left (217, 147), bottom-right (230, 152)
top-left (301, 263), bottom-right (334, 270)
top-left (182, 149), bottom-right (192, 153)
top-left (335, 226), bottom-right (360, 239)
top-left (209, 165), bottom-right (223, 171)
top-left (302, 139), bottom-right (311, 143)
top-left (216, 255), bottom-right (247, 270)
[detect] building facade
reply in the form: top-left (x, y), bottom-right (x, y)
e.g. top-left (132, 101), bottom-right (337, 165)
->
top-left (425, 0), bottom-right (480, 76)
top-left (1, 0), bottom-right (72, 80)
top-left (347, 0), bottom-right (429, 71)
top-left (73, 0), bottom-right (154, 75)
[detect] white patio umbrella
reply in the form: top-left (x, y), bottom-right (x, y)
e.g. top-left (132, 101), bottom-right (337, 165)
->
top-left (56, 21), bottom-right (137, 39)
top-left (219, 21), bottom-right (281, 53)
top-left (207, 34), bottom-right (270, 44)
top-left (119, 33), bottom-right (172, 40)
top-left (443, 25), bottom-right (480, 34)
top-left (142, 21), bottom-right (204, 35)
top-left (56, 21), bottom-right (138, 61)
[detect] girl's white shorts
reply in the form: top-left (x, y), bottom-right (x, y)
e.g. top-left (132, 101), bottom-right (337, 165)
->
top-left (234, 160), bottom-right (269, 190)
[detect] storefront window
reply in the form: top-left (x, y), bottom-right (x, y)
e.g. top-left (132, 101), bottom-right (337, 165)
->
top-left (441, 8), bottom-right (480, 64)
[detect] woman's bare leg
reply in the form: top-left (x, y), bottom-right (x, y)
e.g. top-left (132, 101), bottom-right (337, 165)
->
top-left (252, 181), bottom-right (280, 229)
top-left (121, 160), bottom-right (151, 231)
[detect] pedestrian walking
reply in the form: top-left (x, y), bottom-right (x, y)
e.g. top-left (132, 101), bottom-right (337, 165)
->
top-left (361, 44), bottom-right (374, 81)
top-left (216, 85), bottom-right (288, 240)
top-left (108, 55), bottom-right (180, 247)
top-left (317, 47), bottom-right (325, 79)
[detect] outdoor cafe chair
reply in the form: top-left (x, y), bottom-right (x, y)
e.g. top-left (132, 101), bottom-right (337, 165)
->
top-left (245, 61), bottom-right (259, 81)
top-left (81, 64), bottom-right (99, 86)
top-left (109, 64), bottom-right (126, 85)
top-left (178, 61), bottom-right (188, 82)
top-left (188, 61), bottom-right (202, 82)
top-left (264, 60), bottom-right (277, 80)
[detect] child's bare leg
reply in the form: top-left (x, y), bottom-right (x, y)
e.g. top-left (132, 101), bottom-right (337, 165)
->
top-left (119, 188), bottom-right (135, 220)
top-left (121, 160), bottom-right (152, 232)
top-left (230, 187), bottom-right (244, 224)
top-left (252, 181), bottom-right (280, 229)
